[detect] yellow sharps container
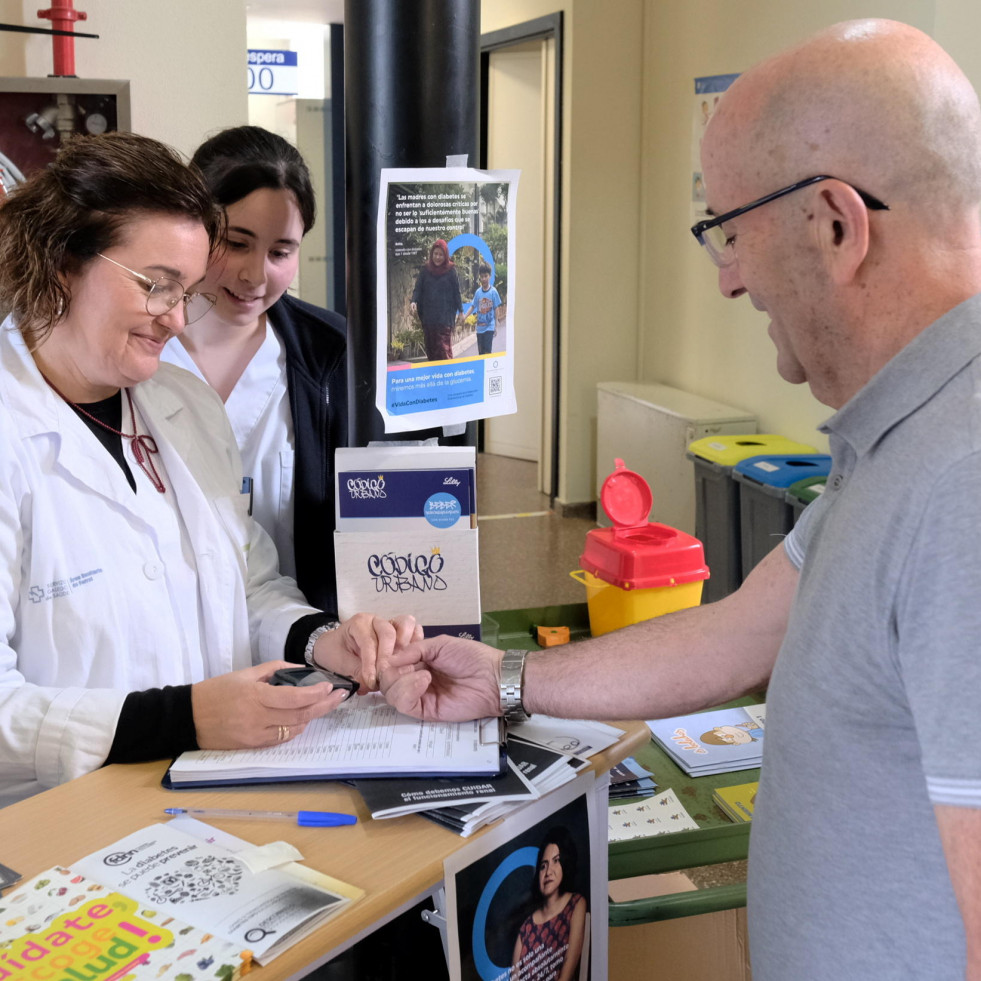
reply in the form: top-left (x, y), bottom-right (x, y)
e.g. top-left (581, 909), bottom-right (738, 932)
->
top-left (572, 459), bottom-right (710, 636)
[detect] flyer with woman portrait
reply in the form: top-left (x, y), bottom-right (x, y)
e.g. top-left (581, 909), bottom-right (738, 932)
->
top-left (442, 774), bottom-right (605, 981)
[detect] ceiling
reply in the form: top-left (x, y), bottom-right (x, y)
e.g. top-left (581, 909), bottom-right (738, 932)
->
top-left (246, 1), bottom-right (345, 24)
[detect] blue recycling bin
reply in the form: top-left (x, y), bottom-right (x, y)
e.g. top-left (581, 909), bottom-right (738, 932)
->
top-left (733, 455), bottom-right (832, 576)
top-left (687, 435), bottom-right (817, 602)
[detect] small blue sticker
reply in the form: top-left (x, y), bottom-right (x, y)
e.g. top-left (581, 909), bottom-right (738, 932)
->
top-left (424, 492), bottom-right (462, 528)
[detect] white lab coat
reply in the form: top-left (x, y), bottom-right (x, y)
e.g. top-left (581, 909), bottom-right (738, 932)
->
top-left (161, 329), bottom-right (296, 579)
top-left (0, 318), bottom-right (316, 806)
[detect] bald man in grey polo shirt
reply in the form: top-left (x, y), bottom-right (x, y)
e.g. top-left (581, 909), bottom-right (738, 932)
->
top-left (383, 20), bottom-right (981, 980)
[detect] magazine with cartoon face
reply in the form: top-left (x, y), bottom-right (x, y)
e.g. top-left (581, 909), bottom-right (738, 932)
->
top-left (646, 705), bottom-right (764, 775)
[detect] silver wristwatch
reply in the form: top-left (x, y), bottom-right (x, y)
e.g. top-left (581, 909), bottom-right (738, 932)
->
top-left (304, 621), bottom-right (341, 666)
top-left (499, 649), bottom-right (530, 723)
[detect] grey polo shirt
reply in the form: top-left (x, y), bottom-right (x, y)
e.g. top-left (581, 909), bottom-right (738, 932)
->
top-left (749, 294), bottom-right (981, 980)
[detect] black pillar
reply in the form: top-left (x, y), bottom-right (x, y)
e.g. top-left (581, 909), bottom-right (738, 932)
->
top-left (329, 23), bottom-right (346, 317)
top-left (344, 0), bottom-right (480, 447)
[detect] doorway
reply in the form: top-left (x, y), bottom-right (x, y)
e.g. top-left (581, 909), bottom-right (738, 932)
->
top-left (480, 15), bottom-right (563, 500)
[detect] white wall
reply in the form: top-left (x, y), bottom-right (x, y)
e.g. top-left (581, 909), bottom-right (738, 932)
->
top-left (0, 0), bottom-right (27, 73)
top-left (6, 0), bottom-right (981, 502)
top-left (485, 0), bottom-right (981, 502)
top-left (8, 0), bottom-right (247, 157)
top-left (482, 0), bottom-right (645, 506)
top-left (637, 0), bottom-right (936, 451)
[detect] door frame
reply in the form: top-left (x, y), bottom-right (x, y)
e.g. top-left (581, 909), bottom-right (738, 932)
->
top-left (479, 13), bottom-right (564, 503)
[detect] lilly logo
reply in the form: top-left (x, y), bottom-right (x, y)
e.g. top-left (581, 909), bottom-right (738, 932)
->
top-left (443, 476), bottom-right (461, 486)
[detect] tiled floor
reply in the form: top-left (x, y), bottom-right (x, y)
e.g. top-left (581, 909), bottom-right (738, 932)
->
top-left (475, 453), bottom-right (598, 614)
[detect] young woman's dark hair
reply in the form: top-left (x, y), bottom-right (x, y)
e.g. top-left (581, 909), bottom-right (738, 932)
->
top-left (191, 125), bottom-right (316, 234)
top-left (0, 131), bottom-right (223, 348)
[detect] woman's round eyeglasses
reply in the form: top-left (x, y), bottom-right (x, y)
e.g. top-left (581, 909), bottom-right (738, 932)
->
top-left (97, 253), bottom-right (217, 324)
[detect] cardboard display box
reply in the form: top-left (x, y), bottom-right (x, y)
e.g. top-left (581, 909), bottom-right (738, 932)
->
top-left (608, 873), bottom-right (751, 981)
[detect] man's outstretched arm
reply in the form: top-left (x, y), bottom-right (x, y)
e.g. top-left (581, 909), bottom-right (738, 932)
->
top-left (383, 542), bottom-right (798, 723)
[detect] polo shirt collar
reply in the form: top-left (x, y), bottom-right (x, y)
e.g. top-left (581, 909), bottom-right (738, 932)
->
top-left (820, 293), bottom-right (981, 456)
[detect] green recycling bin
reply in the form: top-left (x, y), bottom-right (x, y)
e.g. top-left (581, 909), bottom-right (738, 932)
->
top-left (786, 475), bottom-right (828, 524)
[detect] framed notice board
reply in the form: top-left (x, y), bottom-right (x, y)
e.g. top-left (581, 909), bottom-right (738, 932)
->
top-left (0, 76), bottom-right (130, 193)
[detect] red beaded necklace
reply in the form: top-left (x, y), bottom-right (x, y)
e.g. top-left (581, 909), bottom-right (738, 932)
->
top-left (45, 378), bottom-right (166, 494)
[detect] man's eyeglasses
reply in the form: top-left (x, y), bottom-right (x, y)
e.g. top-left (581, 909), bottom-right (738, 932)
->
top-left (97, 253), bottom-right (217, 325)
top-left (690, 175), bottom-right (889, 268)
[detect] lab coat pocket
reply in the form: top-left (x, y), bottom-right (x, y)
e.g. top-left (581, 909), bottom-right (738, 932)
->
top-left (212, 494), bottom-right (253, 562)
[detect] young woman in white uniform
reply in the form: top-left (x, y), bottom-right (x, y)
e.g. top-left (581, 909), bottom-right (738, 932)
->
top-left (162, 127), bottom-right (346, 614)
top-left (0, 132), bottom-right (417, 807)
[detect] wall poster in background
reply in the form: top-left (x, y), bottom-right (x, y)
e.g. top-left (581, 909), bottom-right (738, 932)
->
top-left (443, 774), bottom-right (607, 981)
top-left (376, 167), bottom-right (519, 434)
top-left (692, 73), bottom-right (739, 223)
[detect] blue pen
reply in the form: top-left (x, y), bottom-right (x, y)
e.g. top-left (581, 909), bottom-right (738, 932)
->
top-left (164, 807), bottom-right (356, 827)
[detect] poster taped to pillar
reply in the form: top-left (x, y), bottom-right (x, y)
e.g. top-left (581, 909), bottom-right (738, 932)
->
top-left (376, 167), bottom-right (520, 433)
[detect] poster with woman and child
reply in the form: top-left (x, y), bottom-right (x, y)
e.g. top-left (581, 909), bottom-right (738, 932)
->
top-left (443, 774), bottom-right (605, 981)
top-left (376, 166), bottom-right (519, 433)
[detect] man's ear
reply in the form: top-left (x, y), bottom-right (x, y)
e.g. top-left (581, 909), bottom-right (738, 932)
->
top-left (812, 182), bottom-right (871, 285)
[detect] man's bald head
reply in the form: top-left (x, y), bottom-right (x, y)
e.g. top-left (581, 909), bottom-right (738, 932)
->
top-left (704, 20), bottom-right (981, 222)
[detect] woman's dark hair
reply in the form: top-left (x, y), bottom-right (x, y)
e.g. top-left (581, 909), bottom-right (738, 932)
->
top-left (530, 826), bottom-right (579, 904)
top-left (0, 130), bottom-right (223, 348)
top-left (191, 125), bottom-right (316, 234)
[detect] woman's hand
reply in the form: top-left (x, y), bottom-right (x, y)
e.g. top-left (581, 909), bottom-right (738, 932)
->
top-left (311, 613), bottom-right (423, 691)
top-left (191, 661), bottom-right (349, 749)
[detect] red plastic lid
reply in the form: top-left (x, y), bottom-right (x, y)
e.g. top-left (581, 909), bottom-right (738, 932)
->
top-left (584, 459), bottom-right (709, 590)
top-left (600, 458), bottom-right (653, 533)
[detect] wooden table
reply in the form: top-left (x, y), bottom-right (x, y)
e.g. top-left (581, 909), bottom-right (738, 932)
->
top-left (1, 720), bottom-right (648, 978)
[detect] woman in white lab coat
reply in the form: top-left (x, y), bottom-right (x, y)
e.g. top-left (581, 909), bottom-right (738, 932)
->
top-left (0, 132), bottom-right (416, 807)
top-left (161, 126), bottom-right (346, 615)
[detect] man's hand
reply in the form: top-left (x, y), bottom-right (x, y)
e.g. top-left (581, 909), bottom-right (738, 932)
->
top-left (312, 613), bottom-right (423, 691)
top-left (379, 635), bottom-right (503, 721)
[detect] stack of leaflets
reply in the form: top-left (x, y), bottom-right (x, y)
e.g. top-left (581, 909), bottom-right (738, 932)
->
top-left (713, 781), bottom-right (759, 823)
top-left (608, 788), bottom-right (699, 842)
top-left (352, 756), bottom-right (539, 820)
top-left (355, 717), bottom-right (626, 837)
top-left (416, 736), bottom-right (590, 837)
top-left (0, 817), bottom-right (363, 975)
top-left (646, 703), bottom-right (765, 777)
top-left (608, 756), bottom-right (657, 801)
top-left (334, 445), bottom-right (481, 639)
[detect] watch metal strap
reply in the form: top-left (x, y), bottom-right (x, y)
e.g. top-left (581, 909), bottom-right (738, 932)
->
top-left (499, 648), bottom-right (530, 722)
top-left (304, 621), bottom-right (341, 666)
